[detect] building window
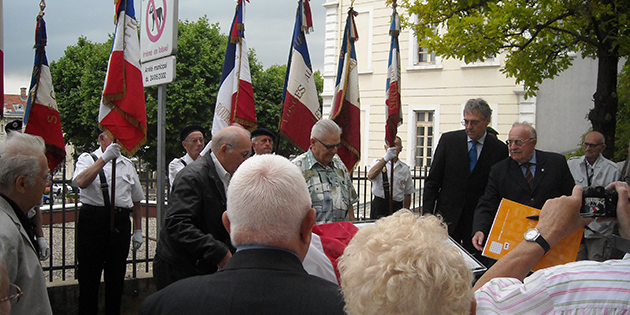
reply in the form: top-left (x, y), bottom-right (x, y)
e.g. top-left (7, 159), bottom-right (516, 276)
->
top-left (415, 111), bottom-right (434, 168)
top-left (417, 44), bottom-right (436, 64)
top-left (13, 104), bottom-right (24, 112)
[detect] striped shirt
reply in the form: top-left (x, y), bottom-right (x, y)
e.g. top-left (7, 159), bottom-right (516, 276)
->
top-left (475, 254), bottom-right (630, 314)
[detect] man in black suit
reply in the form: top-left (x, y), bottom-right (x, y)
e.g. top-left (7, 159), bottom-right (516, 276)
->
top-left (423, 98), bottom-right (508, 254)
top-left (472, 122), bottom-right (575, 251)
top-left (140, 154), bottom-right (346, 315)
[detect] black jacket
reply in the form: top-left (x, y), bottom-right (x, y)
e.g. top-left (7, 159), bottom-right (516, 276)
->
top-left (155, 153), bottom-right (234, 281)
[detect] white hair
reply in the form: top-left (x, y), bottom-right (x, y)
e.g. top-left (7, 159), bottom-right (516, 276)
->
top-left (226, 154), bottom-right (311, 246)
top-left (0, 132), bottom-right (46, 189)
top-left (339, 210), bottom-right (473, 315)
top-left (311, 119), bottom-right (342, 139)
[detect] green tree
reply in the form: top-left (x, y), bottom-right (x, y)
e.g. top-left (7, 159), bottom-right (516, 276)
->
top-left (616, 60), bottom-right (630, 161)
top-left (403, 0), bottom-right (630, 158)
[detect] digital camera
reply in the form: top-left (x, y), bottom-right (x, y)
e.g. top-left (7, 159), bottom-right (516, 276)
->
top-left (581, 186), bottom-right (618, 218)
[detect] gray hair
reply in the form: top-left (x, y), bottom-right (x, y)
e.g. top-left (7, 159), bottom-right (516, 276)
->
top-left (226, 155), bottom-right (312, 246)
top-left (311, 119), bottom-right (342, 139)
top-left (511, 121), bottom-right (537, 139)
top-left (463, 98), bottom-right (492, 121)
top-left (211, 125), bottom-right (251, 152)
top-left (0, 132), bottom-right (46, 190)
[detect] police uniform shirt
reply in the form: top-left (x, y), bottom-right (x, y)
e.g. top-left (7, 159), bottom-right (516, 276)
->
top-left (168, 153), bottom-right (196, 186)
top-left (369, 158), bottom-right (414, 202)
top-left (73, 147), bottom-right (144, 208)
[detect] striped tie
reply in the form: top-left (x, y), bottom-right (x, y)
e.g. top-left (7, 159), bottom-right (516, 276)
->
top-left (523, 162), bottom-right (534, 189)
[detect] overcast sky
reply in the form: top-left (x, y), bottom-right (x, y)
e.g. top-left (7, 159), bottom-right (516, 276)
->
top-left (3, 0), bottom-right (326, 94)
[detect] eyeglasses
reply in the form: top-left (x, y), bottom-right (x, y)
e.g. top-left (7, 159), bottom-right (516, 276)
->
top-left (461, 119), bottom-right (481, 127)
top-left (186, 137), bottom-right (204, 144)
top-left (315, 138), bottom-right (342, 150)
top-left (506, 138), bottom-right (534, 146)
top-left (29, 172), bottom-right (52, 185)
top-left (0, 284), bottom-right (23, 305)
top-left (226, 144), bottom-right (250, 158)
top-left (583, 142), bottom-right (602, 148)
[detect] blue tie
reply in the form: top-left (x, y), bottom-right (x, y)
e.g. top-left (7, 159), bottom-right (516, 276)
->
top-left (469, 140), bottom-right (477, 172)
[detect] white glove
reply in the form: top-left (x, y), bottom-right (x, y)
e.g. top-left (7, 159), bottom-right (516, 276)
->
top-left (102, 143), bottom-right (121, 163)
top-left (37, 237), bottom-right (50, 260)
top-left (383, 147), bottom-right (397, 162)
top-left (132, 230), bottom-right (143, 251)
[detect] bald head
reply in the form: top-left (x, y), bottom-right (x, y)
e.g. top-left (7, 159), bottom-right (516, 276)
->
top-left (211, 126), bottom-right (252, 174)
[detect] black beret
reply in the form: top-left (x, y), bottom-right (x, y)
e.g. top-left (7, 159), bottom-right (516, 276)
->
top-left (180, 125), bottom-right (207, 142)
top-left (4, 120), bottom-right (23, 133)
top-left (486, 126), bottom-right (499, 136)
top-left (251, 127), bottom-right (275, 139)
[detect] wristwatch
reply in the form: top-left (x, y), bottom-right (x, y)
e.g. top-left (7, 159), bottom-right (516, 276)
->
top-left (523, 228), bottom-right (550, 254)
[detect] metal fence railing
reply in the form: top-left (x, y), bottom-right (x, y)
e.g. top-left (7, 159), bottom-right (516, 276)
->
top-left (40, 162), bottom-right (429, 282)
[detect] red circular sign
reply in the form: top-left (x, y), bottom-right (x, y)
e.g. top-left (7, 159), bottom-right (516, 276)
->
top-left (145, 0), bottom-right (167, 43)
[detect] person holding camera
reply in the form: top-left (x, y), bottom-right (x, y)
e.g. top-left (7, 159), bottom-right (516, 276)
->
top-left (474, 182), bottom-right (630, 313)
top-left (568, 131), bottom-right (620, 261)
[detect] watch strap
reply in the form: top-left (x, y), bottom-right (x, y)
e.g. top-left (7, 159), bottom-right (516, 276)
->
top-left (535, 233), bottom-right (551, 254)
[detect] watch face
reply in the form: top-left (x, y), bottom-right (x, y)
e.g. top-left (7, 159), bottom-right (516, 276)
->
top-left (524, 228), bottom-right (538, 241)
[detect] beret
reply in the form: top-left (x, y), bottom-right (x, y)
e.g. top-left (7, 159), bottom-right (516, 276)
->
top-left (180, 125), bottom-right (207, 142)
top-left (4, 120), bottom-right (22, 133)
top-left (251, 127), bottom-right (275, 139)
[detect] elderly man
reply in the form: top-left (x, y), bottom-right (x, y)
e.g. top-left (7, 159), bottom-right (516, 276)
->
top-left (292, 119), bottom-right (358, 223)
top-left (153, 126), bottom-right (251, 290)
top-left (472, 122), bottom-right (574, 252)
top-left (140, 155), bottom-right (346, 315)
top-left (73, 130), bottom-right (144, 315)
top-left (0, 132), bottom-right (53, 314)
top-left (423, 98), bottom-right (508, 255)
top-left (168, 125), bottom-right (206, 186)
top-left (568, 131), bottom-right (619, 261)
top-left (250, 127), bottom-right (275, 155)
top-left (367, 136), bottom-right (414, 218)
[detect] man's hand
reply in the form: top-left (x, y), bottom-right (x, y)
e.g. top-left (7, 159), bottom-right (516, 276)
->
top-left (217, 251), bottom-right (232, 270)
top-left (536, 185), bottom-right (593, 247)
top-left (472, 231), bottom-right (485, 251)
top-left (608, 181), bottom-right (630, 239)
top-left (383, 147), bottom-right (397, 162)
top-left (132, 230), bottom-right (143, 251)
top-left (102, 143), bottom-right (121, 163)
top-left (37, 237), bottom-right (50, 260)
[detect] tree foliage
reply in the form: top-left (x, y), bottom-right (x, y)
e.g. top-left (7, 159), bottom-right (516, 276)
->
top-left (402, 0), bottom-right (630, 158)
top-left (51, 16), bottom-right (320, 170)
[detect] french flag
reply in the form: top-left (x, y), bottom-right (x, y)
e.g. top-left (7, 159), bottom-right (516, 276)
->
top-left (385, 7), bottom-right (402, 146)
top-left (211, 0), bottom-right (256, 135)
top-left (24, 16), bottom-right (66, 171)
top-left (330, 7), bottom-right (361, 172)
top-left (279, 0), bottom-right (321, 152)
top-left (99, 0), bottom-right (147, 156)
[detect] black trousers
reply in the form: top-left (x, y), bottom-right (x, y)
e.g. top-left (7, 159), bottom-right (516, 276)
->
top-left (77, 204), bottom-right (131, 315)
top-left (370, 196), bottom-right (403, 219)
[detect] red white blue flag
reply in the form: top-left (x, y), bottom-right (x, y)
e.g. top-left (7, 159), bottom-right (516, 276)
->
top-left (99, 0), bottom-right (147, 156)
top-left (330, 7), bottom-right (361, 172)
top-left (211, 0), bottom-right (256, 135)
top-left (385, 7), bottom-right (402, 146)
top-left (280, 0), bottom-right (321, 152)
top-left (24, 16), bottom-right (66, 170)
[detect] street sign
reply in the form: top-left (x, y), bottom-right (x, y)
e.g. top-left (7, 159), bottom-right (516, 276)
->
top-left (142, 56), bottom-right (176, 87)
top-left (140, 0), bottom-right (178, 63)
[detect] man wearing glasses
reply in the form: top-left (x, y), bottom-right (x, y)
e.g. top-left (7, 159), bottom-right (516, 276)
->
top-left (154, 126), bottom-right (251, 290)
top-left (0, 132), bottom-right (53, 314)
top-left (292, 119), bottom-right (358, 223)
top-left (168, 125), bottom-right (207, 186)
top-left (568, 131), bottom-right (620, 261)
top-left (423, 98), bottom-right (508, 258)
top-left (472, 122), bottom-right (575, 252)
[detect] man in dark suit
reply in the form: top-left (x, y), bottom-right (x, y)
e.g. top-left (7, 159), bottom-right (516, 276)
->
top-left (423, 98), bottom-right (508, 255)
top-left (140, 155), bottom-right (346, 315)
top-left (152, 126), bottom-right (252, 290)
top-left (472, 122), bottom-right (575, 251)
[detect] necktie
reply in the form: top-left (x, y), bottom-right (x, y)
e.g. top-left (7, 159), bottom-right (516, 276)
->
top-left (523, 162), bottom-right (534, 189)
top-left (469, 140), bottom-right (477, 172)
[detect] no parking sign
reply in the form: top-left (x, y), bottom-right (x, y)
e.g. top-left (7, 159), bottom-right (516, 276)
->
top-left (140, 0), bottom-right (178, 63)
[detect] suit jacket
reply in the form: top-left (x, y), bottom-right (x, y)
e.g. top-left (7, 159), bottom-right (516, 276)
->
top-left (140, 249), bottom-right (346, 315)
top-left (155, 153), bottom-right (234, 280)
top-left (0, 196), bottom-right (53, 315)
top-left (472, 150), bottom-right (575, 237)
top-left (423, 130), bottom-right (508, 235)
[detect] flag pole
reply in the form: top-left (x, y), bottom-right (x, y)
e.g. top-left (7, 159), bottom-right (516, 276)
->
top-left (388, 0), bottom-right (400, 215)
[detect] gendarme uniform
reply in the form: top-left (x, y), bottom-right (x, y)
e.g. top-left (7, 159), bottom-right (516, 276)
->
top-left (293, 149), bottom-right (358, 223)
top-left (369, 158), bottom-right (414, 218)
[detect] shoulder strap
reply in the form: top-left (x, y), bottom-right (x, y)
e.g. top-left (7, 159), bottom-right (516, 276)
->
top-left (381, 166), bottom-right (390, 200)
top-left (90, 153), bottom-right (112, 209)
top-left (180, 159), bottom-right (187, 167)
